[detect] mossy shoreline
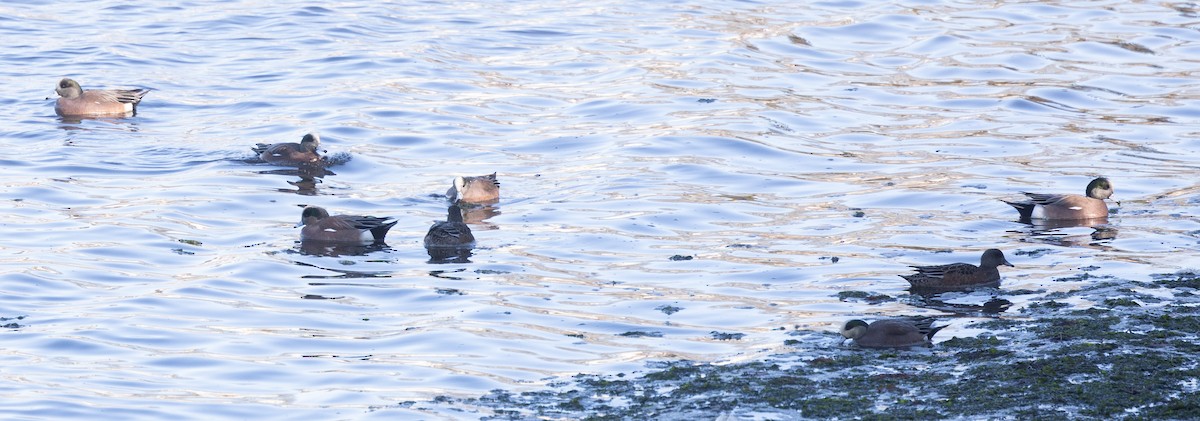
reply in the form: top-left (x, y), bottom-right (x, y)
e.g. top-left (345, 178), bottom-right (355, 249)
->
top-left (411, 272), bottom-right (1200, 420)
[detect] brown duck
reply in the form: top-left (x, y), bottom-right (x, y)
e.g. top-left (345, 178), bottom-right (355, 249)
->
top-left (901, 249), bottom-right (1013, 292)
top-left (298, 206), bottom-right (396, 244)
top-left (253, 133), bottom-right (323, 165)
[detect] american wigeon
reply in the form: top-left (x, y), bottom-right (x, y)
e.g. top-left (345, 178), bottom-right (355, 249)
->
top-left (54, 78), bottom-right (149, 117)
top-left (901, 249), bottom-right (1013, 292)
top-left (253, 133), bottom-right (323, 165)
top-left (446, 173), bottom-right (500, 204)
top-left (1002, 177), bottom-right (1116, 221)
top-left (424, 205), bottom-right (475, 248)
top-left (841, 317), bottom-right (946, 348)
top-left (298, 206), bottom-right (396, 244)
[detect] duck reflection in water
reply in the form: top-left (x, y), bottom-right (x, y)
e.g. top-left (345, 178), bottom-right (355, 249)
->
top-left (1019, 217), bottom-right (1111, 231)
top-left (912, 295), bottom-right (1013, 316)
top-left (299, 241), bottom-right (390, 257)
top-left (1014, 224), bottom-right (1119, 249)
top-left (425, 205), bottom-right (475, 263)
top-left (460, 204), bottom-right (500, 227)
top-left (257, 163), bottom-right (336, 178)
top-left (284, 174), bottom-right (321, 196)
top-left (269, 164), bottom-right (337, 196)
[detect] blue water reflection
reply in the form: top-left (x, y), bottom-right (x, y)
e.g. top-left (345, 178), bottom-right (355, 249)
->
top-left (1, 0), bottom-right (1199, 418)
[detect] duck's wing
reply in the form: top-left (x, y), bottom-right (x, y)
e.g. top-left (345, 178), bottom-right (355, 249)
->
top-left (260, 143), bottom-right (301, 158)
top-left (1022, 192), bottom-right (1072, 206)
top-left (873, 319), bottom-right (921, 337)
top-left (902, 316), bottom-right (946, 340)
top-left (425, 221), bottom-right (475, 245)
top-left (89, 88), bottom-right (149, 105)
top-left (344, 215), bottom-right (393, 230)
top-left (909, 262), bottom-right (975, 278)
top-left (112, 88), bottom-right (149, 105)
top-left (902, 262), bottom-right (986, 288)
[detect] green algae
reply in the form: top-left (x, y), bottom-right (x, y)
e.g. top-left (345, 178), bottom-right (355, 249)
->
top-left (1102, 297), bottom-right (1141, 307)
top-left (709, 331), bottom-right (745, 340)
top-left (1153, 271), bottom-right (1200, 289)
top-left (428, 272), bottom-right (1200, 419)
top-left (655, 305), bottom-right (683, 315)
top-left (617, 331), bottom-right (663, 338)
top-left (837, 290), bottom-right (896, 304)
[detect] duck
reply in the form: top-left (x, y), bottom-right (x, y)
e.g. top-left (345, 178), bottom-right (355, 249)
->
top-left (901, 249), bottom-right (1013, 292)
top-left (54, 78), bottom-right (149, 117)
top-left (841, 317), bottom-right (946, 348)
top-left (424, 205), bottom-right (475, 248)
top-left (297, 206), bottom-right (396, 244)
top-left (1002, 177), bottom-right (1116, 221)
top-left (253, 133), bottom-right (323, 165)
top-left (447, 173), bottom-right (500, 204)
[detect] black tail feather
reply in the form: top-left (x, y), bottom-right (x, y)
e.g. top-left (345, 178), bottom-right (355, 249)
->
top-left (1001, 200), bottom-right (1035, 220)
top-left (370, 221), bottom-right (398, 243)
top-left (925, 323), bottom-right (948, 341)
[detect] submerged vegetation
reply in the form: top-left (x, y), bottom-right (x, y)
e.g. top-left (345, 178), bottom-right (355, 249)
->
top-left (413, 272), bottom-right (1200, 419)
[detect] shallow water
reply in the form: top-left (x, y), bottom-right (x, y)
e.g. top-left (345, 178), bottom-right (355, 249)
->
top-left (2, 0), bottom-right (1199, 419)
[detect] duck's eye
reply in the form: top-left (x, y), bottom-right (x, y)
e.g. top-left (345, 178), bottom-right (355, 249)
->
top-left (60, 80), bottom-right (69, 88)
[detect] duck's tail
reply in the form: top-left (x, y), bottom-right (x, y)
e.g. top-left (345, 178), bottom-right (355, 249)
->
top-left (371, 220), bottom-right (398, 243)
top-left (909, 316), bottom-right (947, 341)
top-left (1000, 199), bottom-right (1035, 220)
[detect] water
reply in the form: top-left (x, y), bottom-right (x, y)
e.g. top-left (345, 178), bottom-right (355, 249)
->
top-left (2, 0), bottom-right (1199, 418)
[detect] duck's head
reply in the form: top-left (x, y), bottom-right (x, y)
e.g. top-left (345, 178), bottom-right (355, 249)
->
top-left (981, 248), bottom-right (1014, 268)
top-left (840, 319), bottom-right (869, 340)
top-left (299, 206), bottom-right (329, 226)
top-left (56, 78), bottom-right (83, 98)
top-left (1086, 177), bottom-right (1115, 201)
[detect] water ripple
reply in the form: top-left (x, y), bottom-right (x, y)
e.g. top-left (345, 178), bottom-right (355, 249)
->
top-left (1, 0), bottom-right (1200, 419)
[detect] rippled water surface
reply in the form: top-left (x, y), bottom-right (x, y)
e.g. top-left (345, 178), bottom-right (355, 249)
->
top-left (2, 0), bottom-right (1200, 419)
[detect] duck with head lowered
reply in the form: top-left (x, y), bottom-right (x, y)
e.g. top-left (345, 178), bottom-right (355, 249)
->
top-left (447, 173), bottom-right (500, 205)
top-left (841, 317), bottom-right (947, 348)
